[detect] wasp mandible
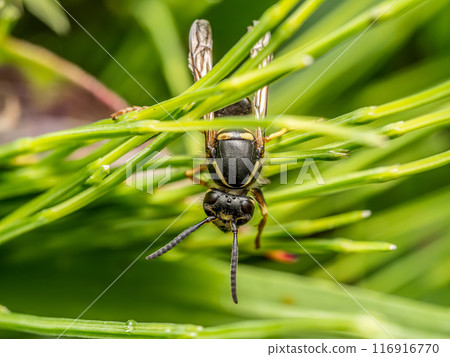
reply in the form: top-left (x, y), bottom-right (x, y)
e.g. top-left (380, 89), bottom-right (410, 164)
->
top-left (146, 20), bottom-right (283, 304)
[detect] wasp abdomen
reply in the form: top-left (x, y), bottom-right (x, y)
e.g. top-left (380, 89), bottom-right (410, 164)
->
top-left (209, 130), bottom-right (262, 189)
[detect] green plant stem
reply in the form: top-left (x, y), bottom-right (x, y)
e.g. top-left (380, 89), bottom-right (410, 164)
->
top-left (269, 148), bottom-right (349, 162)
top-left (323, 127), bottom-right (441, 177)
top-left (236, 0), bottom-right (325, 74)
top-left (0, 0), bottom-right (296, 231)
top-left (102, 146), bottom-right (348, 174)
top-left (0, 136), bottom-right (151, 226)
top-left (320, 107), bottom-right (450, 151)
top-left (0, 133), bottom-right (181, 245)
top-left (312, 188), bottom-right (450, 283)
top-left (6, 0), bottom-right (421, 142)
top-left (0, 0), bottom-right (309, 227)
top-left (0, 2), bottom-right (20, 40)
top-left (265, 109), bottom-right (449, 177)
top-left (194, 237), bottom-right (395, 254)
top-left (260, 239), bottom-right (395, 254)
top-left (262, 210), bottom-right (372, 239)
top-left (198, 316), bottom-right (381, 339)
top-left (39, 144), bottom-right (82, 165)
top-left (116, 147), bottom-right (348, 172)
top-left (0, 308), bottom-right (202, 338)
top-left (0, 177), bottom-right (60, 200)
top-left (271, 80), bottom-right (450, 150)
top-left (0, 138), bottom-right (134, 201)
top-left (80, 0), bottom-right (305, 125)
top-left (0, 306), bottom-right (384, 339)
top-left (3, 0), bottom-right (422, 142)
top-left (0, 115), bottom-right (388, 160)
top-left (279, 0), bottom-right (423, 62)
top-left (380, 107), bottom-right (450, 138)
top-left (0, 0), bottom-right (445, 252)
top-left (126, 51), bottom-right (314, 124)
top-left (66, 137), bottom-right (131, 168)
top-left (189, 0), bottom-right (301, 90)
top-left (1, 107), bottom-right (446, 240)
top-left (264, 148), bottom-right (349, 177)
top-left (114, 0), bottom-right (425, 125)
top-left (185, 210), bottom-right (373, 250)
top-left (266, 150), bottom-right (450, 204)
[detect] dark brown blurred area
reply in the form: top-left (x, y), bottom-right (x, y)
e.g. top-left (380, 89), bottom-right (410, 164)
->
top-left (0, 65), bottom-right (125, 143)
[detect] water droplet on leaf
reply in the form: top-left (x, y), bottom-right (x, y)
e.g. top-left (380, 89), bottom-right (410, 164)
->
top-left (125, 319), bottom-right (137, 333)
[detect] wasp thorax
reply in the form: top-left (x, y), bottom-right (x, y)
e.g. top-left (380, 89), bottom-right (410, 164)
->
top-left (214, 98), bottom-right (253, 117)
top-left (203, 189), bottom-right (254, 232)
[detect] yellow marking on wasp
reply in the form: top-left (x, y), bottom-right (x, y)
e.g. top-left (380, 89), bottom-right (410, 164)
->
top-left (239, 132), bottom-right (255, 140)
top-left (217, 131), bottom-right (255, 141)
top-left (212, 160), bottom-right (233, 188)
top-left (217, 132), bottom-right (235, 140)
top-left (242, 160), bottom-right (261, 187)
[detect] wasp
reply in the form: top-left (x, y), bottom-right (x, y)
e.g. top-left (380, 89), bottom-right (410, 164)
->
top-left (141, 20), bottom-right (282, 304)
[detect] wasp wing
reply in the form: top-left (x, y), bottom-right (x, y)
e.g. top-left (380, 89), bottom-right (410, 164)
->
top-left (189, 20), bottom-right (215, 157)
top-left (249, 22), bottom-right (272, 156)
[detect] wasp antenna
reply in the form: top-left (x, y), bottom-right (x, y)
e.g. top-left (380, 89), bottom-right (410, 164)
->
top-left (146, 216), bottom-right (215, 260)
top-left (230, 221), bottom-right (239, 304)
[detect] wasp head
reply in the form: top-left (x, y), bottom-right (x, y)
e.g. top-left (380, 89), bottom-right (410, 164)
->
top-left (203, 189), bottom-right (254, 232)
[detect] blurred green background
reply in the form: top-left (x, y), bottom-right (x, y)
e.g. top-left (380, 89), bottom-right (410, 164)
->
top-left (0, 0), bottom-right (449, 338)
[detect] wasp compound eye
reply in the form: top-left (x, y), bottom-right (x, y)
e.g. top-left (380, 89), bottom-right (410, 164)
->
top-left (241, 200), bottom-right (254, 215)
top-left (204, 190), bottom-right (220, 204)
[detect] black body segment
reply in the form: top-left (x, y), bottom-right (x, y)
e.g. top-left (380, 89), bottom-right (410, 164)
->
top-left (215, 98), bottom-right (253, 117)
top-left (203, 189), bottom-right (254, 232)
top-left (209, 129), bottom-right (262, 189)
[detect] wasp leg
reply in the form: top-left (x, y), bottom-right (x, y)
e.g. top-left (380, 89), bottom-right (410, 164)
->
top-left (185, 164), bottom-right (209, 187)
top-left (265, 128), bottom-right (288, 143)
top-left (250, 187), bottom-right (268, 249)
top-left (249, 21), bottom-right (272, 159)
top-left (189, 20), bottom-right (215, 158)
top-left (110, 106), bottom-right (149, 120)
